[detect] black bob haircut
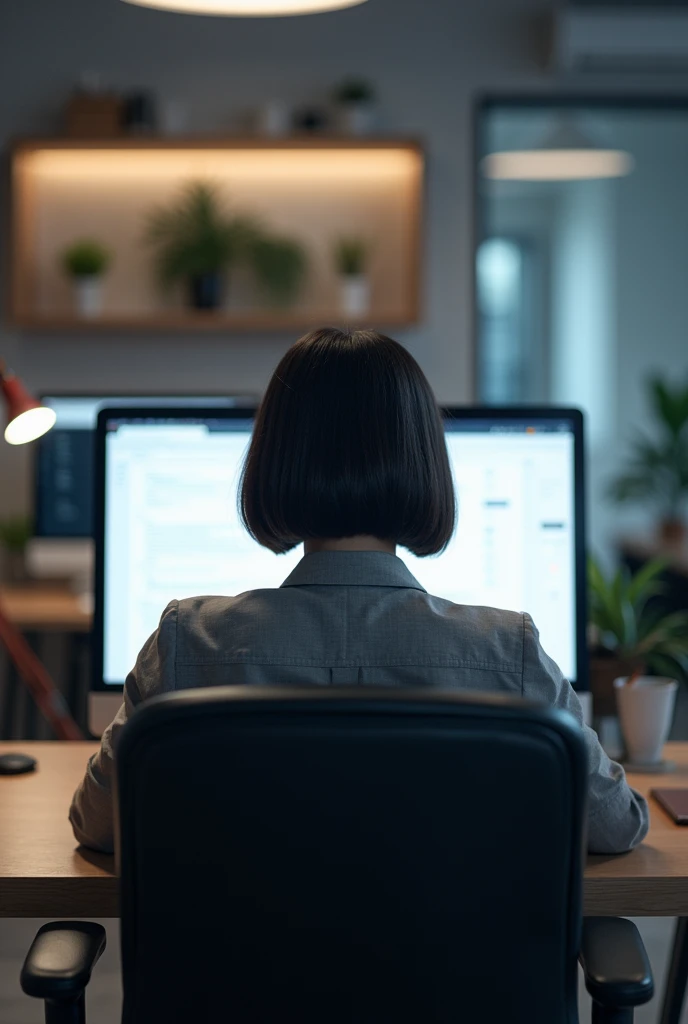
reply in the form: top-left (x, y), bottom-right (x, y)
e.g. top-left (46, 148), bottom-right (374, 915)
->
top-left (240, 328), bottom-right (456, 556)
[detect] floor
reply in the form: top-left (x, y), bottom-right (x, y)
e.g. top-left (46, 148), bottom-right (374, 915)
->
top-left (0, 917), bottom-right (686, 1022)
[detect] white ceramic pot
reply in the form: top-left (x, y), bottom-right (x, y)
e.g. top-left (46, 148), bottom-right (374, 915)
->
top-left (338, 103), bottom-right (376, 136)
top-left (614, 676), bottom-right (678, 765)
top-left (339, 275), bottom-right (371, 318)
top-left (73, 276), bottom-right (103, 318)
top-left (256, 100), bottom-right (290, 137)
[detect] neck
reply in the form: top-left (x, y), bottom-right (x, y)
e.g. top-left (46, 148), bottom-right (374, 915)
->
top-left (304, 536), bottom-right (396, 555)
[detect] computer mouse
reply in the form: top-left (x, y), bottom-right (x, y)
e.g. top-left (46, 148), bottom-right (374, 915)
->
top-left (0, 753), bottom-right (37, 775)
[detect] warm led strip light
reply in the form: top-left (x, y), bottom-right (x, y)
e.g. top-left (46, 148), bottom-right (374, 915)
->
top-left (121, 0), bottom-right (367, 15)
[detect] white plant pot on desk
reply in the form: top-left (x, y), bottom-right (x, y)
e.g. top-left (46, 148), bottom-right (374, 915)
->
top-left (73, 276), bottom-right (103, 318)
top-left (614, 676), bottom-right (678, 767)
top-left (339, 275), bottom-right (371, 318)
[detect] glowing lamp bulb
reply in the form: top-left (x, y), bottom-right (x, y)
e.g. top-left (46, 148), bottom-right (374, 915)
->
top-left (1, 366), bottom-right (56, 445)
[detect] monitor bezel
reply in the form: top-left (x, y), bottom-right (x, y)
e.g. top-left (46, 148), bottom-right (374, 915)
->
top-left (92, 405), bottom-right (259, 694)
top-left (35, 392), bottom-right (254, 539)
top-left (441, 406), bottom-right (587, 692)
top-left (92, 404), bottom-right (587, 695)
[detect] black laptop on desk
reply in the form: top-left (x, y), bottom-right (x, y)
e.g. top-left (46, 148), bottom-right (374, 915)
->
top-left (89, 405), bottom-right (587, 736)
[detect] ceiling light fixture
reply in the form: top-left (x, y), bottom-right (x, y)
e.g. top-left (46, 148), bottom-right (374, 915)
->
top-left (121, 0), bottom-right (367, 15)
top-left (482, 119), bottom-right (634, 182)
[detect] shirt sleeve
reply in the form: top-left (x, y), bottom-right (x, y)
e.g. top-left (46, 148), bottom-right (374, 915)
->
top-left (69, 600), bottom-right (178, 853)
top-left (522, 613), bottom-right (649, 855)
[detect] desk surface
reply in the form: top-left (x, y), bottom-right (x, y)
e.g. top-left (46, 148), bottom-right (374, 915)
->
top-left (0, 584), bottom-right (92, 632)
top-left (2, 740), bottom-right (688, 918)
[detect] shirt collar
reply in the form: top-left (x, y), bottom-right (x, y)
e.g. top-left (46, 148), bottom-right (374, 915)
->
top-left (280, 550), bottom-right (427, 592)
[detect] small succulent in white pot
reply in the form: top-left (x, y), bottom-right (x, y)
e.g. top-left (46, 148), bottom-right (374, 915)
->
top-left (332, 78), bottom-right (377, 136)
top-left (335, 237), bottom-right (370, 318)
top-left (61, 240), bottom-right (111, 318)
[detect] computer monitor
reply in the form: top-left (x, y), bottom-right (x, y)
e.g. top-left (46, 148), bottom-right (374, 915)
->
top-left (35, 394), bottom-right (253, 539)
top-left (90, 405), bottom-right (586, 735)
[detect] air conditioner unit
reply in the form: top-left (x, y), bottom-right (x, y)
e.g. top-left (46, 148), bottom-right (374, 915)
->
top-left (552, 8), bottom-right (688, 72)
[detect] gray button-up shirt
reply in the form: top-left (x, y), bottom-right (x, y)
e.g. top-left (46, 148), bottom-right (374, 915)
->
top-left (70, 550), bottom-right (649, 855)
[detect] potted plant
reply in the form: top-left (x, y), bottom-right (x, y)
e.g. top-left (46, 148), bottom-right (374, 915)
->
top-left (145, 182), bottom-right (259, 311)
top-left (335, 237), bottom-right (370, 317)
top-left (332, 78), bottom-right (377, 135)
top-left (250, 236), bottom-right (307, 307)
top-left (0, 515), bottom-right (33, 584)
top-left (61, 240), bottom-right (111, 318)
top-left (609, 376), bottom-right (688, 545)
top-left (588, 555), bottom-right (688, 764)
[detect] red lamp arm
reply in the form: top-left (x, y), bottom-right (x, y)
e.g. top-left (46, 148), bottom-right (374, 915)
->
top-left (0, 599), bottom-right (84, 741)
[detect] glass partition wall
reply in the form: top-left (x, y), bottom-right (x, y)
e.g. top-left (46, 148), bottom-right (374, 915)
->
top-left (474, 97), bottom-right (688, 556)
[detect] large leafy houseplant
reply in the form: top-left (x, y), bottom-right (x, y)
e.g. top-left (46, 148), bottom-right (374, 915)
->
top-left (145, 182), bottom-right (307, 311)
top-left (609, 376), bottom-right (688, 542)
top-left (588, 555), bottom-right (688, 687)
top-left (145, 183), bottom-right (257, 309)
top-left (250, 236), bottom-right (307, 307)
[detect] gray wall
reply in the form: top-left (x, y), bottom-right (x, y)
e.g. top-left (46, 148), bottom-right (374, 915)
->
top-left (0, 0), bottom-right (547, 515)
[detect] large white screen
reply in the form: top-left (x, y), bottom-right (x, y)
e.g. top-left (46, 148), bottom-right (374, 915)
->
top-left (102, 417), bottom-right (577, 685)
top-left (401, 427), bottom-right (576, 680)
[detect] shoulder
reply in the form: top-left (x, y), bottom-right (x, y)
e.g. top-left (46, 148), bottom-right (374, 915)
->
top-left (401, 590), bottom-right (527, 671)
top-left (421, 591), bottom-right (525, 634)
top-left (173, 590), bottom-right (283, 660)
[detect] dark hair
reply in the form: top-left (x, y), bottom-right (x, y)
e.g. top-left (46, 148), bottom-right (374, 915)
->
top-left (240, 328), bottom-right (456, 556)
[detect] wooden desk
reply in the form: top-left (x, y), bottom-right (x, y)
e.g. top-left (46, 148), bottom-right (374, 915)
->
top-left (2, 740), bottom-right (688, 919)
top-left (0, 741), bottom-right (115, 916)
top-left (0, 584), bottom-right (92, 633)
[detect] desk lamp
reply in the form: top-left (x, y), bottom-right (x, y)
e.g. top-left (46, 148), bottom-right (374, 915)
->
top-left (0, 360), bottom-right (83, 741)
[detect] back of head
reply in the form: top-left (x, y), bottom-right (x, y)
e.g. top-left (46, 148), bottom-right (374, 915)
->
top-left (241, 327), bottom-right (456, 555)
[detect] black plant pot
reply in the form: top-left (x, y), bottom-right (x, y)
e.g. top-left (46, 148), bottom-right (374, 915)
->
top-left (189, 272), bottom-right (223, 311)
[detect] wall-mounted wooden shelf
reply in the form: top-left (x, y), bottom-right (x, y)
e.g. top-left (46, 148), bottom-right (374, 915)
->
top-left (9, 137), bottom-right (424, 333)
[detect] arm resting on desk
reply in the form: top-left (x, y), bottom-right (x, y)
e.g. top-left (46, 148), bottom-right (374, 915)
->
top-left (69, 602), bottom-right (177, 852)
top-left (21, 921), bottom-right (106, 1021)
top-left (580, 917), bottom-right (654, 1015)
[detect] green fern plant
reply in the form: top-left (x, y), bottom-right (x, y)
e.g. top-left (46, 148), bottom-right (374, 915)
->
top-left (588, 555), bottom-right (688, 682)
top-left (609, 376), bottom-right (688, 523)
top-left (145, 182), bottom-right (260, 287)
top-left (145, 182), bottom-right (307, 307)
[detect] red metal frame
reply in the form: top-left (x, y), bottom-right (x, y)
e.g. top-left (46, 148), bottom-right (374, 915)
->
top-left (0, 599), bottom-right (84, 740)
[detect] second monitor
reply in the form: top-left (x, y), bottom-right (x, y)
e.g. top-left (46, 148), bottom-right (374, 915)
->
top-left (35, 394), bottom-right (254, 539)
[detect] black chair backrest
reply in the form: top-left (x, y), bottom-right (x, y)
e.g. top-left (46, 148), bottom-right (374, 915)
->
top-left (115, 687), bottom-right (588, 1024)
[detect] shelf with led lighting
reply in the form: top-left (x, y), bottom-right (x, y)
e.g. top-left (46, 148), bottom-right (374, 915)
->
top-left (8, 137), bottom-right (424, 333)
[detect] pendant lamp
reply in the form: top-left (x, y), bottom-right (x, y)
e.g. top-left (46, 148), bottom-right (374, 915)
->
top-left (121, 0), bottom-right (367, 16)
top-left (482, 118), bottom-right (634, 182)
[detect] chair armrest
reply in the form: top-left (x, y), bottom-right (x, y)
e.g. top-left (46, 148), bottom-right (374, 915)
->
top-left (579, 917), bottom-right (654, 1008)
top-left (20, 922), bottom-right (106, 1002)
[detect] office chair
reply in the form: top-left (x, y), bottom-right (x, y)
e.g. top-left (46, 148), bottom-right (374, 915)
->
top-left (20, 687), bottom-right (653, 1023)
